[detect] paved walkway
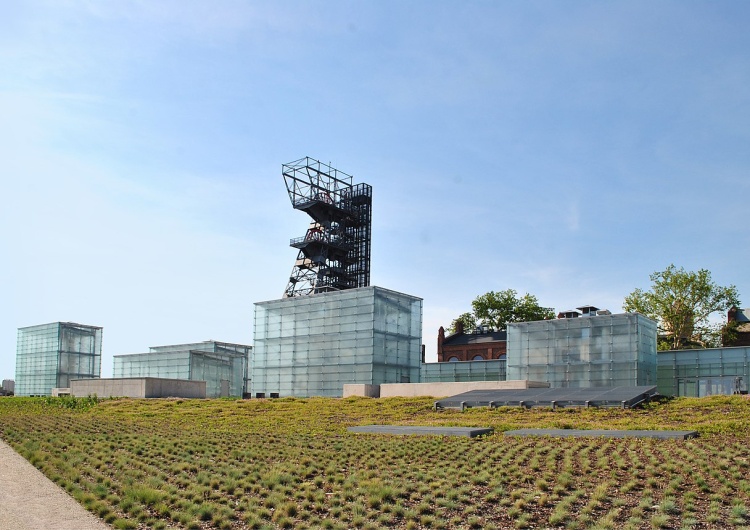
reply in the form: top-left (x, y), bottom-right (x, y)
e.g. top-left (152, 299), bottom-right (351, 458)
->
top-left (0, 439), bottom-right (109, 530)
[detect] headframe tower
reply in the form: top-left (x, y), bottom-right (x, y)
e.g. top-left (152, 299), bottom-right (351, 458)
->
top-left (282, 157), bottom-right (372, 297)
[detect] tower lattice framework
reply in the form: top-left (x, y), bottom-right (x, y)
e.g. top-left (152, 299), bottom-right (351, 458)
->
top-left (282, 157), bottom-right (372, 297)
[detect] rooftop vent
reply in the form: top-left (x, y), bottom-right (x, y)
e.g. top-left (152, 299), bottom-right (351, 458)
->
top-left (577, 305), bottom-right (600, 317)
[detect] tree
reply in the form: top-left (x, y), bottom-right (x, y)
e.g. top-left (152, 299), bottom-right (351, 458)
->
top-left (448, 312), bottom-right (477, 334)
top-left (472, 289), bottom-right (555, 330)
top-left (448, 289), bottom-right (553, 333)
top-left (722, 319), bottom-right (741, 347)
top-left (623, 264), bottom-right (740, 350)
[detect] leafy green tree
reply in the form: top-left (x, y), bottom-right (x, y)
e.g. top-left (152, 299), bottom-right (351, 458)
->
top-left (722, 320), bottom-right (741, 347)
top-left (623, 264), bottom-right (740, 350)
top-left (453, 289), bottom-right (554, 331)
top-left (448, 312), bottom-right (477, 334)
top-left (471, 289), bottom-right (555, 330)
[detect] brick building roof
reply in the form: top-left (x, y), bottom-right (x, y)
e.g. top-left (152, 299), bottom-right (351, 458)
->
top-left (443, 330), bottom-right (507, 346)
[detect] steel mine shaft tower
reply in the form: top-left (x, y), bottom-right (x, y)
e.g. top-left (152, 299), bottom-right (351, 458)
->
top-left (282, 157), bottom-right (372, 297)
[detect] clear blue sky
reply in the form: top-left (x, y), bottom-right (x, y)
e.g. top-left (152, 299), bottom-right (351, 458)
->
top-left (2, 1), bottom-right (749, 379)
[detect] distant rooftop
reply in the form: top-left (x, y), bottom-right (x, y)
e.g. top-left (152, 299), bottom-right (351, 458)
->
top-left (731, 308), bottom-right (750, 323)
top-left (444, 330), bottom-right (507, 346)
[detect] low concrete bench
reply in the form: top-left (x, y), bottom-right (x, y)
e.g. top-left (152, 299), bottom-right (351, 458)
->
top-left (347, 425), bottom-right (493, 438)
top-left (504, 429), bottom-right (698, 440)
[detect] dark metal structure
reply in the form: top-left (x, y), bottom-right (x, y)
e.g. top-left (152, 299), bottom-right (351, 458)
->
top-left (434, 386), bottom-right (659, 410)
top-left (282, 157), bottom-right (372, 297)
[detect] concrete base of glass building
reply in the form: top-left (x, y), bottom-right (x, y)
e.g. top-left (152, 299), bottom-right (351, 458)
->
top-left (71, 378), bottom-right (206, 399)
top-left (343, 379), bottom-right (549, 398)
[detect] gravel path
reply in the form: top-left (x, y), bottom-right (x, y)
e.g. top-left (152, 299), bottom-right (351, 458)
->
top-left (0, 439), bottom-right (110, 530)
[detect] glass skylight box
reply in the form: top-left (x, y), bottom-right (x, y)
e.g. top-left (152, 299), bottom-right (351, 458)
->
top-left (252, 286), bottom-right (422, 397)
top-left (506, 313), bottom-right (657, 388)
top-left (15, 322), bottom-right (102, 396)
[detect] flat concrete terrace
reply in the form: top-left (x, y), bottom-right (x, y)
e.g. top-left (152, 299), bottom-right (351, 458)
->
top-left (0, 439), bottom-right (109, 530)
top-left (348, 425), bottom-right (493, 438)
top-left (505, 429), bottom-right (698, 440)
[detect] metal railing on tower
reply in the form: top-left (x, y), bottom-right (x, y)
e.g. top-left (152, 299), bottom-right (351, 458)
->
top-left (282, 157), bottom-right (372, 297)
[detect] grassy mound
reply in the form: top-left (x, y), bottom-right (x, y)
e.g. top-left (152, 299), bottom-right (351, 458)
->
top-left (1, 395), bottom-right (749, 529)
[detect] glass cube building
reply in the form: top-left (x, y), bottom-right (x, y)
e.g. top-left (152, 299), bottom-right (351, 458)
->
top-left (657, 346), bottom-right (750, 397)
top-left (421, 359), bottom-right (506, 383)
top-left (16, 322), bottom-right (102, 396)
top-left (506, 313), bottom-right (657, 388)
top-left (252, 286), bottom-right (422, 397)
top-left (113, 341), bottom-right (251, 398)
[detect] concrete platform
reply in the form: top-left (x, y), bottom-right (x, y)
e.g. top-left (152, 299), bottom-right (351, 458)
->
top-left (504, 429), bottom-right (698, 440)
top-left (348, 425), bottom-right (494, 437)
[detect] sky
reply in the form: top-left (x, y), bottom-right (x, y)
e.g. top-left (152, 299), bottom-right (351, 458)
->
top-left (2, 1), bottom-right (749, 379)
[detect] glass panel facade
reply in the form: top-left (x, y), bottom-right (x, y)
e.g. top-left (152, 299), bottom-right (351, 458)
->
top-left (190, 351), bottom-right (247, 398)
top-left (114, 351), bottom-right (191, 379)
top-left (421, 360), bottom-right (506, 383)
top-left (506, 314), bottom-right (657, 388)
top-left (423, 344), bottom-right (747, 397)
top-left (16, 322), bottom-right (102, 396)
top-left (252, 286), bottom-right (422, 397)
top-left (657, 346), bottom-right (750, 397)
top-left (114, 341), bottom-right (251, 398)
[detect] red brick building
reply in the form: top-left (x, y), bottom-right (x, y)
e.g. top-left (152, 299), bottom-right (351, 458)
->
top-left (437, 321), bottom-right (507, 362)
top-left (726, 307), bottom-right (750, 347)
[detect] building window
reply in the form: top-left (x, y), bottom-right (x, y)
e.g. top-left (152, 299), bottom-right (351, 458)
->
top-left (472, 355), bottom-right (485, 361)
top-left (448, 357), bottom-right (459, 362)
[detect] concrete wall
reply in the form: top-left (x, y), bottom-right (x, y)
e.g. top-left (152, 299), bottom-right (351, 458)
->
top-left (344, 380), bottom-right (549, 398)
top-left (342, 384), bottom-right (380, 398)
top-left (71, 378), bottom-right (206, 398)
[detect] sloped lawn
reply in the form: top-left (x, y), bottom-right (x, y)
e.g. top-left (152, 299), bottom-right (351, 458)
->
top-left (1, 395), bottom-right (750, 529)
